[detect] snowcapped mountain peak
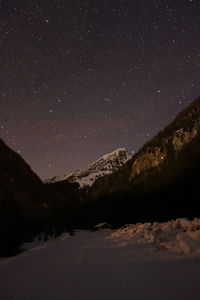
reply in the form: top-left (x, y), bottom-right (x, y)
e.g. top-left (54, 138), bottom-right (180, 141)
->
top-left (92, 148), bottom-right (129, 164)
top-left (46, 148), bottom-right (131, 188)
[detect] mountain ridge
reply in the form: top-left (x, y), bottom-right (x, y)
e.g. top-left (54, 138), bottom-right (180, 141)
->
top-left (46, 148), bottom-right (131, 188)
top-left (129, 96), bottom-right (200, 181)
top-left (0, 138), bottom-right (48, 254)
top-left (86, 97), bottom-right (200, 225)
top-left (90, 96), bottom-right (200, 196)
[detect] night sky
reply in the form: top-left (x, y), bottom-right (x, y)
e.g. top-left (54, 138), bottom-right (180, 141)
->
top-left (0, 0), bottom-right (199, 179)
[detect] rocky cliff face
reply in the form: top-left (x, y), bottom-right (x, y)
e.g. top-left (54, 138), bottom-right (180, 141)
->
top-left (130, 97), bottom-right (200, 181)
top-left (88, 97), bottom-right (200, 224)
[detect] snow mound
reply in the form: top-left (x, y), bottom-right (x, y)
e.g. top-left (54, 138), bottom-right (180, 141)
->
top-left (109, 218), bottom-right (200, 255)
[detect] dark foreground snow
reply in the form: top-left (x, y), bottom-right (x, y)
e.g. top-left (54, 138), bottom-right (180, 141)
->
top-left (0, 219), bottom-right (200, 300)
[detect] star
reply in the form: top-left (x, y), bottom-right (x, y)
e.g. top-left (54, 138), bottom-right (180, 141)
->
top-left (0, 0), bottom-right (199, 179)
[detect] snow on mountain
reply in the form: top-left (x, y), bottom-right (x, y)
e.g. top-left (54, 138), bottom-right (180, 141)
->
top-left (46, 148), bottom-right (131, 188)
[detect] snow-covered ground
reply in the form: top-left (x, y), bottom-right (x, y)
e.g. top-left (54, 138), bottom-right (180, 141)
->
top-left (0, 219), bottom-right (200, 300)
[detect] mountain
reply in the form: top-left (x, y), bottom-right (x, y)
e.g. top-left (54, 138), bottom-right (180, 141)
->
top-left (46, 148), bottom-right (131, 188)
top-left (1, 97), bottom-right (199, 254)
top-left (0, 138), bottom-right (50, 254)
top-left (88, 97), bottom-right (200, 224)
top-left (129, 97), bottom-right (200, 183)
top-left (44, 149), bottom-right (131, 229)
top-left (0, 139), bottom-right (73, 255)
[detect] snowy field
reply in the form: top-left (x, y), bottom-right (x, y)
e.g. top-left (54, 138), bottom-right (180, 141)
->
top-left (0, 219), bottom-right (200, 300)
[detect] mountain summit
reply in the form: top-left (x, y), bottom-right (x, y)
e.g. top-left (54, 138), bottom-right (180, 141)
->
top-left (47, 148), bottom-right (131, 188)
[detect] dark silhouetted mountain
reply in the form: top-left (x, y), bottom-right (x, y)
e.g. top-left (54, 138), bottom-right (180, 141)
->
top-left (0, 138), bottom-right (50, 255)
top-left (0, 139), bottom-right (71, 254)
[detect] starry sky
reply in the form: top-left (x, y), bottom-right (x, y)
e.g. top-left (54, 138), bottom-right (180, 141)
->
top-left (0, 0), bottom-right (199, 180)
